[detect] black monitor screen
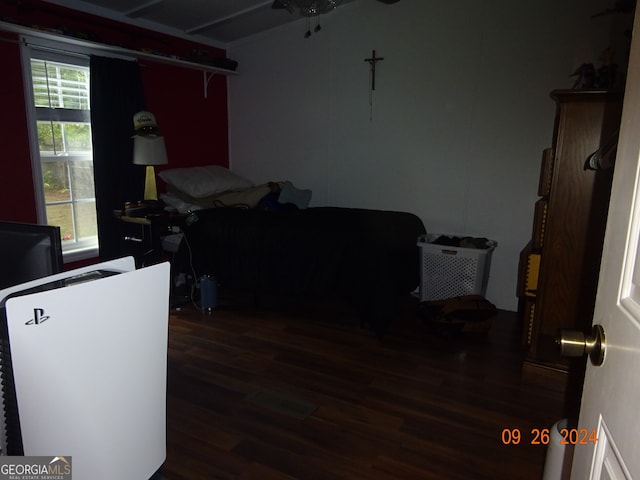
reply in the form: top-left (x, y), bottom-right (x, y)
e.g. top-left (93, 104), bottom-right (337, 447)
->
top-left (0, 222), bottom-right (63, 455)
top-left (0, 221), bottom-right (64, 290)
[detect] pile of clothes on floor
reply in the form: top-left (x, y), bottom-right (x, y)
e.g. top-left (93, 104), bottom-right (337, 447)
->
top-left (418, 294), bottom-right (498, 339)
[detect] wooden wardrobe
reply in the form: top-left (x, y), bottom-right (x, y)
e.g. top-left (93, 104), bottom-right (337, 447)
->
top-left (518, 90), bottom-right (623, 396)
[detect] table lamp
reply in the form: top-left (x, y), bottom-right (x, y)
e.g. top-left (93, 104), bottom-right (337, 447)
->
top-left (132, 111), bottom-right (168, 202)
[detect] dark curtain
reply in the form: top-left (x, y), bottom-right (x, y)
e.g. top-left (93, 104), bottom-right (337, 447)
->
top-left (90, 56), bottom-right (146, 261)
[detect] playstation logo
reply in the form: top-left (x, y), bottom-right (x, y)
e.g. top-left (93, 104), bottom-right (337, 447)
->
top-left (26, 308), bottom-right (49, 325)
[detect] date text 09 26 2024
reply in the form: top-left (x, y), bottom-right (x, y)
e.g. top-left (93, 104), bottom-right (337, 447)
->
top-left (501, 428), bottom-right (598, 445)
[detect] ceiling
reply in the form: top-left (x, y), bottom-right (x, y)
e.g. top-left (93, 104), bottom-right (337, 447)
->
top-left (42, 0), bottom-right (363, 48)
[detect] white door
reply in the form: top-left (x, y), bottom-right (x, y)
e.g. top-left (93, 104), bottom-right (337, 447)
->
top-left (570, 7), bottom-right (640, 479)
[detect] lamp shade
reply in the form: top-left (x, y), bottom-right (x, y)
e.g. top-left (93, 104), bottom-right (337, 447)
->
top-left (133, 135), bottom-right (168, 166)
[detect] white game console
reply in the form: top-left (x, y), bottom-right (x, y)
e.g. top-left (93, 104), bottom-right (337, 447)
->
top-left (0, 257), bottom-right (170, 480)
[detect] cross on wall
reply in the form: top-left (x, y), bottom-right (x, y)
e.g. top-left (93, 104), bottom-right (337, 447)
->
top-left (364, 49), bottom-right (384, 91)
top-left (364, 49), bottom-right (384, 120)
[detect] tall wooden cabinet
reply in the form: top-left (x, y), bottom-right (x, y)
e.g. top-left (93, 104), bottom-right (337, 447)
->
top-left (518, 90), bottom-right (623, 394)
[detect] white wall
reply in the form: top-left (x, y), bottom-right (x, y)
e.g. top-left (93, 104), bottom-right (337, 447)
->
top-left (227, 0), bottom-right (616, 311)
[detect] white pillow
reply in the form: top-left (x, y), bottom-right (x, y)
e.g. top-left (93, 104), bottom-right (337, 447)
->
top-left (158, 165), bottom-right (252, 198)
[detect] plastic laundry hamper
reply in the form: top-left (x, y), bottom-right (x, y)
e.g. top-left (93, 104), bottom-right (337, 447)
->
top-left (417, 233), bottom-right (497, 302)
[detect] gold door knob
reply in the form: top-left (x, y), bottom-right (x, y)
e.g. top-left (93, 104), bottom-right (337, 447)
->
top-left (557, 324), bottom-right (606, 366)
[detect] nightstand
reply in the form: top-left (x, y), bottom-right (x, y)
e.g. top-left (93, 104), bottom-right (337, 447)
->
top-left (116, 212), bottom-right (191, 308)
top-left (116, 213), bottom-right (187, 267)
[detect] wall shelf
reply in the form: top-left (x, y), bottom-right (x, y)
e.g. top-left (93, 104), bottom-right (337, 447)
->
top-left (0, 20), bottom-right (237, 98)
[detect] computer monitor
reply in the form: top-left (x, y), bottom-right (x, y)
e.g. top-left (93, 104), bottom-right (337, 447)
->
top-left (0, 221), bottom-right (64, 290)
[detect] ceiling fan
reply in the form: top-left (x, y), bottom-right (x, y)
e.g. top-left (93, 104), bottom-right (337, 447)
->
top-left (271, 0), bottom-right (400, 17)
top-left (271, 0), bottom-right (400, 36)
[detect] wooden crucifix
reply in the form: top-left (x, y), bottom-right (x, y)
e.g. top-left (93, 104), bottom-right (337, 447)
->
top-left (364, 49), bottom-right (384, 91)
top-left (364, 50), bottom-right (384, 120)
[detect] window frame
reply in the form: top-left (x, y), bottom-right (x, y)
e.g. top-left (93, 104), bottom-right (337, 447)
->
top-left (20, 36), bottom-right (132, 263)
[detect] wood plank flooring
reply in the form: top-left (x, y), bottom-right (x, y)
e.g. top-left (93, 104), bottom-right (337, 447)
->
top-left (161, 293), bottom-right (568, 480)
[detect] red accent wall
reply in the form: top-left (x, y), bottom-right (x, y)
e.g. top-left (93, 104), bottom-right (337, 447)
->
top-left (0, 31), bottom-right (38, 223)
top-left (141, 62), bottom-right (230, 179)
top-left (0, 1), bottom-right (230, 224)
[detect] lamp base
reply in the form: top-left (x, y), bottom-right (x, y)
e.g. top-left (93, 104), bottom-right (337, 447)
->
top-left (143, 165), bottom-right (159, 201)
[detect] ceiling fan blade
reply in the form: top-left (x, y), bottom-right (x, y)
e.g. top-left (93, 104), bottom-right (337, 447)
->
top-left (271, 0), bottom-right (286, 9)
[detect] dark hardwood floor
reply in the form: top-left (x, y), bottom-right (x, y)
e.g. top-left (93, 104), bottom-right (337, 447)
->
top-left (161, 292), bottom-right (568, 480)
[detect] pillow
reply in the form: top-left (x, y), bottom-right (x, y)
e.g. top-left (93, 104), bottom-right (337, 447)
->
top-left (158, 165), bottom-right (252, 198)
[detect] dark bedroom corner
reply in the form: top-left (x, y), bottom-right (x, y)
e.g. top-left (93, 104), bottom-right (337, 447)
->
top-left (0, 0), bottom-right (637, 479)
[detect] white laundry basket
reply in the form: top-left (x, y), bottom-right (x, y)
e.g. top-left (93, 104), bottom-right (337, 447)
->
top-left (417, 233), bottom-right (496, 302)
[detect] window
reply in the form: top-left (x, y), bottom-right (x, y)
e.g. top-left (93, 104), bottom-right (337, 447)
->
top-left (22, 42), bottom-right (98, 261)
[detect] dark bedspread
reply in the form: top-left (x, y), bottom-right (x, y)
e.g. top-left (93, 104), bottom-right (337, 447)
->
top-left (182, 206), bottom-right (426, 337)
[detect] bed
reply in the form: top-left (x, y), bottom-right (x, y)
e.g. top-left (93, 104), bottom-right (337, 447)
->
top-left (159, 166), bottom-right (426, 338)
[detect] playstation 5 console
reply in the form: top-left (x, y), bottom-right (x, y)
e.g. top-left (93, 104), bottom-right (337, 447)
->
top-left (0, 257), bottom-right (170, 480)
